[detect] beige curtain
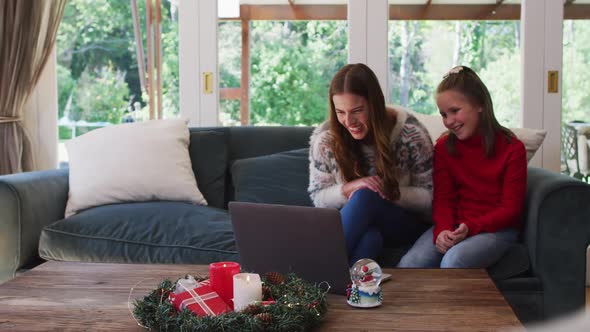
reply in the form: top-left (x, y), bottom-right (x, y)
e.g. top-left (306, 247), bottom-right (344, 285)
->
top-left (0, 0), bottom-right (67, 175)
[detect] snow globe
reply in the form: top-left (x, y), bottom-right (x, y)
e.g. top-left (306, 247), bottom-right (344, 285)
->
top-left (347, 258), bottom-right (384, 307)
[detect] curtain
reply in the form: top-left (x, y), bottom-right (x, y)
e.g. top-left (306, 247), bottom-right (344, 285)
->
top-left (0, 0), bottom-right (67, 175)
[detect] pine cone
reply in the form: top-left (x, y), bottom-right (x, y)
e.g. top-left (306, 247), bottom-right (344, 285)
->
top-left (265, 272), bottom-right (285, 285)
top-left (262, 285), bottom-right (273, 300)
top-left (242, 304), bottom-right (261, 315)
top-left (255, 312), bottom-right (273, 324)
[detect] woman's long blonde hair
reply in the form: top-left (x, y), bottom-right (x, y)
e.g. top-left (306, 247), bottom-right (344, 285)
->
top-left (328, 63), bottom-right (400, 200)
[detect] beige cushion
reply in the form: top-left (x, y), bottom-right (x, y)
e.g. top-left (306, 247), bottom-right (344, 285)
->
top-left (509, 128), bottom-right (548, 162)
top-left (65, 119), bottom-right (207, 217)
top-left (410, 110), bottom-right (546, 162)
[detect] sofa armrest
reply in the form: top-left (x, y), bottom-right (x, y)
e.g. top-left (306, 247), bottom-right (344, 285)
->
top-left (524, 166), bottom-right (590, 319)
top-left (0, 169), bottom-right (69, 284)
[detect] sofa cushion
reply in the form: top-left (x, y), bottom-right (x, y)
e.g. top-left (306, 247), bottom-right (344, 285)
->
top-left (231, 148), bottom-right (312, 207)
top-left (227, 127), bottom-right (313, 161)
top-left (189, 130), bottom-right (228, 209)
top-left (509, 128), bottom-right (547, 163)
top-left (39, 202), bottom-right (239, 264)
top-left (487, 243), bottom-right (531, 280)
top-left (65, 119), bottom-right (207, 217)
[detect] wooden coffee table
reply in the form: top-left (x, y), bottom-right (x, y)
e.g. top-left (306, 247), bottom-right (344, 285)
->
top-left (0, 262), bottom-right (522, 331)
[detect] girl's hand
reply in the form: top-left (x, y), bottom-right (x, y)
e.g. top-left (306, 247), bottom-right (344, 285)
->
top-left (448, 223), bottom-right (469, 244)
top-left (342, 176), bottom-right (386, 200)
top-left (435, 230), bottom-right (454, 254)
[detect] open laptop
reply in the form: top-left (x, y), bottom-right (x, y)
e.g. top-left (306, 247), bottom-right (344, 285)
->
top-left (228, 201), bottom-right (350, 294)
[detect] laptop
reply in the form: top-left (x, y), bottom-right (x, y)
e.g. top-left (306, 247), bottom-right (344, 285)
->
top-left (228, 201), bottom-right (350, 294)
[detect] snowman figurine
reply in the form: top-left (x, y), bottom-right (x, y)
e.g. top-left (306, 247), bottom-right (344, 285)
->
top-left (347, 258), bottom-right (384, 308)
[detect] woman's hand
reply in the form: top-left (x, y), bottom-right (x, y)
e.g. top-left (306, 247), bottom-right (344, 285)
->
top-left (341, 176), bottom-right (386, 200)
top-left (435, 230), bottom-right (454, 254)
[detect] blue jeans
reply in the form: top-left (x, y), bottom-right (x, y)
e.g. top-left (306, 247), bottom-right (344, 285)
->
top-left (340, 189), bottom-right (427, 266)
top-left (397, 226), bottom-right (518, 268)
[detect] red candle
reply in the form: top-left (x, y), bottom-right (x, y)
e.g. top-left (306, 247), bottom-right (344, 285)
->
top-left (209, 261), bottom-right (240, 308)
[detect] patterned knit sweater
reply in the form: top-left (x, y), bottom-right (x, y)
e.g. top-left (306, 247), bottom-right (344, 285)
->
top-left (308, 106), bottom-right (434, 216)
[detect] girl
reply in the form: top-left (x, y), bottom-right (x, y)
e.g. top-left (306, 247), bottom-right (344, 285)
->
top-left (398, 66), bottom-right (527, 268)
top-left (309, 63), bottom-right (434, 265)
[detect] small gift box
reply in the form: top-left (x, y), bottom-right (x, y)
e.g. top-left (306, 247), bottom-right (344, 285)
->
top-left (169, 278), bottom-right (231, 317)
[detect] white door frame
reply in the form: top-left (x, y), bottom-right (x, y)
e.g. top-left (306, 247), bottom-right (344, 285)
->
top-left (521, 0), bottom-right (563, 171)
top-left (348, 0), bottom-right (389, 102)
top-left (179, 0), bottom-right (219, 126)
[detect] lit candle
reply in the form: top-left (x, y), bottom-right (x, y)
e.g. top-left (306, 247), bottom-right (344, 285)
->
top-left (209, 261), bottom-right (240, 308)
top-left (233, 273), bottom-right (262, 311)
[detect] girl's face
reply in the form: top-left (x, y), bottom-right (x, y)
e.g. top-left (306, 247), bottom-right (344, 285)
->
top-left (436, 90), bottom-right (482, 140)
top-left (333, 93), bottom-right (370, 140)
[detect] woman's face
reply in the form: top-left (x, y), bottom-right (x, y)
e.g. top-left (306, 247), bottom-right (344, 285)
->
top-left (436, 90), bottom-right (482, 140)
top-left (333, 93), bottom-right (370, 140)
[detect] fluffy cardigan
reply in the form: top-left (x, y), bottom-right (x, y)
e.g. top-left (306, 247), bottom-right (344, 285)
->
top-left (308, 105), bottom-right (434, 216)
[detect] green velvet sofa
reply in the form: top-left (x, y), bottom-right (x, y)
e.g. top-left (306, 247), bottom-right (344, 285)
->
top-left (0, 126), bottom-right (589, 324)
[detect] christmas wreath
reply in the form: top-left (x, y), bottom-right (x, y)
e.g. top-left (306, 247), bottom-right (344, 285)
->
top-left (133, 272), bottom-right (329, 331)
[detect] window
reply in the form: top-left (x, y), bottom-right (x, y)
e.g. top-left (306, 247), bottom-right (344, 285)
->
top-left (218, 3), bottom-right (348, 126)
top-left (388, 19), bottom-right (521, 128)
top-left (562, 19), bottom-right (590, 124)
top-left (56, 0), bottom-right (178, 164)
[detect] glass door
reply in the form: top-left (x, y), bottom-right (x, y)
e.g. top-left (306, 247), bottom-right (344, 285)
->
top-left (562, 3), bottom-right (590, 181)
top-left (218, 0), bottom-right (349, 126)
top-left (388, 1), bottom-right (521, 130)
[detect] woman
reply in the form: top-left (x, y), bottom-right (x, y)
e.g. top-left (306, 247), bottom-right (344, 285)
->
top-left (309, 63), bottom-right (434, 265)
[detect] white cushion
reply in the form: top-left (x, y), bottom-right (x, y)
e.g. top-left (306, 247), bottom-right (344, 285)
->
top-left (410, 111), bottom-right (546, 162)
top-left (509, 128), bottom-right (548, 162)
top-left (65, 119), bottom-right (207, 217)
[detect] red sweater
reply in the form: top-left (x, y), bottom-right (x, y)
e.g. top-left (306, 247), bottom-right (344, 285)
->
top-left (432, 132), bottom-right (527, 241)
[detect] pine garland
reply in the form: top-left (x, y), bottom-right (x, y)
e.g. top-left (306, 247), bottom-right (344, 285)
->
top-left (133, 273), bottom-right (328, 331)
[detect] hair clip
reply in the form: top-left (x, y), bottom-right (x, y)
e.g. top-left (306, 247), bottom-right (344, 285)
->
top-left (443, 66), bottom-right (464, 79)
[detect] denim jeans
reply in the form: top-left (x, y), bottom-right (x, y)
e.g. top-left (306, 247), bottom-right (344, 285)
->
top-left (397, 226), bottom-right (518, 268)
top-left (340, 189), bottom-right (427, 266)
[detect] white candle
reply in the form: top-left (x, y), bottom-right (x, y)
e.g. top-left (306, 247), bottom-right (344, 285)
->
top-left (233, 273), bottom-right (262, 311)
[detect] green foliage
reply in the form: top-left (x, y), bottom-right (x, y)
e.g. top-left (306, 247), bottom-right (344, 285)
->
top-left (161, 16), bottom-right (180, 118)
top-left (57, 1), bottom-right (586, 129)
top-left (220, 99), bottom-right (241, 126)
top-left (57, 64), bottom-right (75, 119)
top-left (480, 52), bottom-right (521, 128)
top-left (389, 20), bottom-right (520, 118)
top-left (58, 0), bottom-right (138, 79)
top-left (59, 126), bottom-right (72, 140)
top-left (133, 274), bottom-right (328, 332)
top-left (219, 21), bottom-right (242, 89)
top-left (58, 0), bottom-right (179, 123)
top-left (389, 21), bottom-right (434, 114)
top-left (563, 20), bottom-right (590, 124)
top-left (247, 21), bottom-right (347, 126)
top-left (73, 65), bottom-right (129, 123)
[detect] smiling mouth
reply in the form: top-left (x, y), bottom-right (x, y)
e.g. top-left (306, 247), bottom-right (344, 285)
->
top-left (348, 126), bottom-right (362, 134)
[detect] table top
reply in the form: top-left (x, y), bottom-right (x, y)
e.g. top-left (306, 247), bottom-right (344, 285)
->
top-left (0, 262), bottom-right (522, 331)
top-left (569, 122), bottom-right (590, 136)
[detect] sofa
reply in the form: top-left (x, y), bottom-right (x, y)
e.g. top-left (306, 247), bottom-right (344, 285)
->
top-left (1, 125), bottom-right (589, 324)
